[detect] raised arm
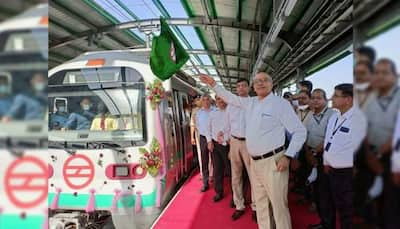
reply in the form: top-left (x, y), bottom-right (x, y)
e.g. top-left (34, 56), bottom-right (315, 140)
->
top-left (199, 74), bottom-right (248, 108)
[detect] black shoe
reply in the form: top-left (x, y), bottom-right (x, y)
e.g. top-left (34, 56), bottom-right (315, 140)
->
top-left (230, 199), bottom-right (235, 208)
top-left (213, 194), bottom-right (223, 202)
top-left (231, 210), bottom-right (245, 220)
top-left (200, 185), bottom-right (209, 192)
top-left (308, 223), bottom-right (324, 229)
top-left (252, 211), bottom-right (257, 223)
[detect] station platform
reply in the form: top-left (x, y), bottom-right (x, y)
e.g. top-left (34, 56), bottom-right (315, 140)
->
top-left (152, 171), bottom-right (320, 229)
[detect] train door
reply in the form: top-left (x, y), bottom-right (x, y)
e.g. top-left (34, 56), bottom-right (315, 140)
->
top-left (171, 90), bottom-right (184, 181)
top-left (178, 93), bottom-right (192, 174)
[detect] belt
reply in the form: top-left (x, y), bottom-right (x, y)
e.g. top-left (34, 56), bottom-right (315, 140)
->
top-left (252, 146), bottom-right (285, 161)
top-left (231, 135), bottom-right (246, 141)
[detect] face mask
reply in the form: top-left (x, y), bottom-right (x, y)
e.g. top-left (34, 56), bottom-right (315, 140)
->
top-left (354, 82), bottom-right (370, 91)
top-left (298, 104), bottom-right (309, 110)
top-left (0, 85), bottom-right (10, 94)
top-left (82, 104), bottom-right (91, 111)
top-left (58, 106), bottom-right (66, 113)
top-left (34, 82), bottom-right (46, 92)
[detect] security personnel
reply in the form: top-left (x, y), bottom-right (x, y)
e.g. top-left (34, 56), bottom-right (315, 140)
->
top-left (225, 78), bottom-right (257, 221)
top-left (206, 95), bottom-right (230, 202)
top-left (200, 72), bottom-right (306, 229)
top-left (304, 89), bottom-right (335, 229)
top-left (196, 94), bottom-right (215, 192)
top-left (322, 84), bottom-right (367, 229)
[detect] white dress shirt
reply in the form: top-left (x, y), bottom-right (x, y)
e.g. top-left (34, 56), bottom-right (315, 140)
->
top-left (213, 84), bottom-right (306, 158)
top-left (206, 108), bottom-right (230, 145)
top-left (323, 105), bottom-right (367, 168)
top-left (391, 110), bottom-right (400, 173)
top-left (226, 104), bottom-right (246, 138)
top-left (196, 107), bottom-right (214, 137)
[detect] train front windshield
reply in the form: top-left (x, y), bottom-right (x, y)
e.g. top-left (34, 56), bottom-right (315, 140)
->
top-left (0, 28), bottom-right (48, 144)
top-left (48, 67), bottom-right (146, 146)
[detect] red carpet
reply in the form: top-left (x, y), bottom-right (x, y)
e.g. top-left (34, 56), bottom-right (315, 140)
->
top-left (152, 172), bottom-right (320, 229)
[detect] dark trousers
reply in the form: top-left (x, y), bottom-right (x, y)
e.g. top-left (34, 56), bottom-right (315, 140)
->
top-left (312, 164), bottom-right (324, 221)
top-left (200, 135), bottom-right (211, 187)
top-left (319, 167), bottom-right (353, 229)
top-left (211, 140), bottom-right (229, 195)
top-left (383, 176), bottom-right (400, 229)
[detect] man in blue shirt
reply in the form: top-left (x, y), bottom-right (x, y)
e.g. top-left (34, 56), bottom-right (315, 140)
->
top-left (49, 99), bottom-right (69, 130)
top-left (63, 98), bottom-right (95, 130)
top-left (2, 73), bottom-right (47, 121)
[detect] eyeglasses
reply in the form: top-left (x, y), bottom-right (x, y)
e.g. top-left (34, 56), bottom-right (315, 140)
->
top-left (253, 78), bottom-right (269, 84)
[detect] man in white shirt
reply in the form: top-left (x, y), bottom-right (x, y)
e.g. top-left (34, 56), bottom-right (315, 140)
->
top-left (225, 78), bottom-right (257, 221)
top-left (200, 72), bottom-right (306, 229)
top-left (190, 96), bottom-right (204, 178)
top-left (322, 84), bottom-right (367, 229)
top-left (206, 96), bottom-right (230, 202)
top-left (196, 94), bottom-right (215, 192)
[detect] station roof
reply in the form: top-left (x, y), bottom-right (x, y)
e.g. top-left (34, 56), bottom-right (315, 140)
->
top-left (49, 0), bottom-right (353, 90)
top-left (0, 0), bottom-right (45, 21)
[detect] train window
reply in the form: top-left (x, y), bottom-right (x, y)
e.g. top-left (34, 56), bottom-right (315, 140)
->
top-left (48, 67), bottom-right (146, 145)
top-left (0, 29), bottom-right (48, 55)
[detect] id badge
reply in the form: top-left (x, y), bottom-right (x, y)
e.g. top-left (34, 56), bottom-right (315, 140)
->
top-left (325, 142), bottom-right (331, 152)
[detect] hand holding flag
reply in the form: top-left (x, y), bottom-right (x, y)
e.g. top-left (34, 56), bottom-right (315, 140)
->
top-left (150, 17), bottom-right (189, 81)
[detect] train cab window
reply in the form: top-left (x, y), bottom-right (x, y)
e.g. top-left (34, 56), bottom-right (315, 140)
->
top-left (48, 67), bottom-right (146, 145)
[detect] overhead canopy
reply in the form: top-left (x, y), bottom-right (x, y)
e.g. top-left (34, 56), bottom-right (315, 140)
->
top-left (0, 0), bottom-right (44, 21)
top-left (49, 0), bottom-right (353, 91)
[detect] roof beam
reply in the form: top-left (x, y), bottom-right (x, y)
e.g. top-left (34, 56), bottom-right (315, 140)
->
top-left (187, 49), bottom-right (251, 59)
top-left (183, 65), bottom-right (250, 74)
top-left (50, 0), bottom-right (130, 49)
top-left (50, 17), bottom-right (268, 49)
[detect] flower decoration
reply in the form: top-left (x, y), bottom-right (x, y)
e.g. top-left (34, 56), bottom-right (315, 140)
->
top-left (139, 137), bottom-right (163, 177)
top-left (146, 79), bottom-right (165, 110)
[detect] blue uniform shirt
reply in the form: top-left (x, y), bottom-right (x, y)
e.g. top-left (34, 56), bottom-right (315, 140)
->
top-left (49, 112), bottom-right (69, 130)
top-left (65, 110), bottom-right (95, 130)
top-left (7, 92), bottom-right (47, 120)
top-left (0, 96), bottom-right (14, 117)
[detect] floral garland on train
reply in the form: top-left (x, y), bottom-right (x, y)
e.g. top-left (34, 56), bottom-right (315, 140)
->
top-left (139, 137), bottom-right (162, 177)
top-left (146, 79), bottom-right (165, 110)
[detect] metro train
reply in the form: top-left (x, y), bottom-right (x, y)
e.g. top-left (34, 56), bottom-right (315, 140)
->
top-left (48, 49), bottom-right (201, 229)
top-left (0, 3), bottom-right (48, 229)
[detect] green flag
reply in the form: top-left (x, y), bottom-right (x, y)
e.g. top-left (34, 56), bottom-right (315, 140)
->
top-left (150, 17), bottom-right (189, 81)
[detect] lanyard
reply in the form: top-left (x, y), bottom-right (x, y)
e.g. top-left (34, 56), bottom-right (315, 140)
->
top-left (313, 107), bottom-right (328, 125)
top-left (377, 88), bottom-right (398, 112)
top-left (300, 109), bottom-right (310, 122)
top-left (330, 117), bottom-right (347, 139)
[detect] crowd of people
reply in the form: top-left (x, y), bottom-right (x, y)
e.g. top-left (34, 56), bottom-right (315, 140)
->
top-left (187, 45), bottom-right (399, 229)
